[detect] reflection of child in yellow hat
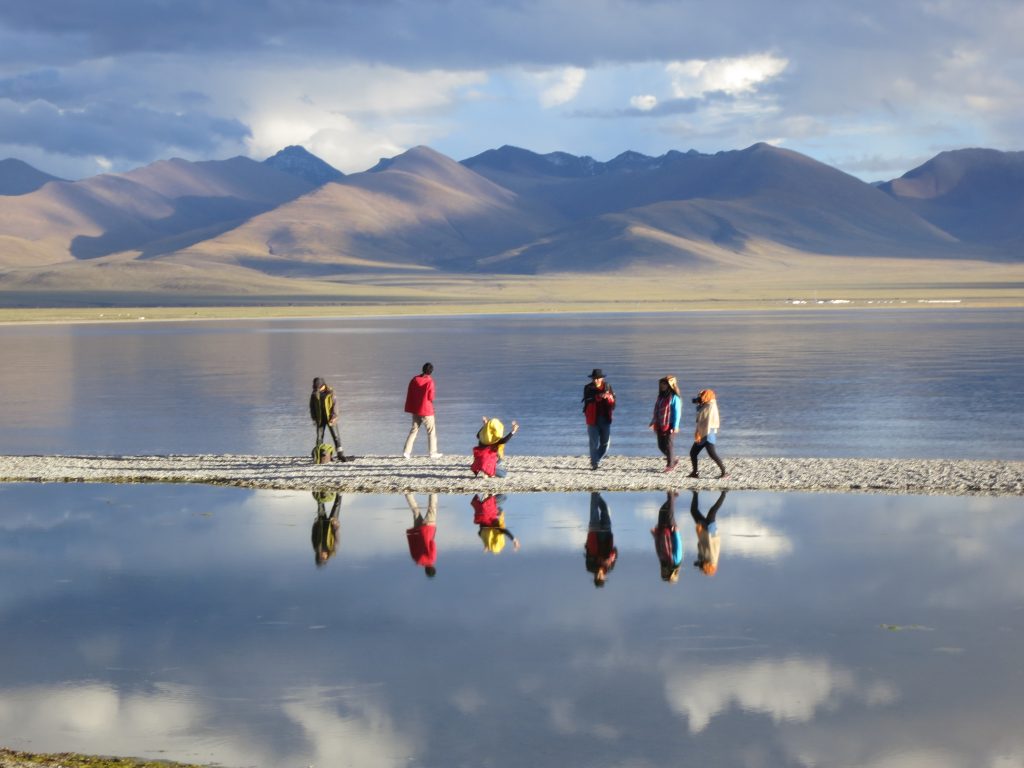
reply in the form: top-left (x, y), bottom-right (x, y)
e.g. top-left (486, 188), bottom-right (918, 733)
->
top-left (471, 494), bottom-right (520, 553)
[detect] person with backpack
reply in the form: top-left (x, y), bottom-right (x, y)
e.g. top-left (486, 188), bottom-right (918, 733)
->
top-left (309, 377), bottom-right (354, 463)
top-left (688, 388), bottom-right (728, 479)
top-left (403, 362), bottom-right (441, 459)
top-left (649, 375), bottom-right (683, 472)
top-left (311, 490), bottom-right (342, 567)
top-left (582, 368), bottom-right (616, 470)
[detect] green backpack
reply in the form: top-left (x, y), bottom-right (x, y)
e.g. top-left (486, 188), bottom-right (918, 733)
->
top-left (312, 443), bottom-right (334, 464)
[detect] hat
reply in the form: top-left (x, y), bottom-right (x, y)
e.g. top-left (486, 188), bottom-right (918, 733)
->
top-left (312, 377), bottom-right (325, 389)
top-left (589, 368), bottom-right (605, 379)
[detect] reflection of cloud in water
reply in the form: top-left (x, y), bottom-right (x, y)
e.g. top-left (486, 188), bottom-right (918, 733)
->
top-left (546, 697), bottom-right (621, 739)
top-left (282, 686), bottom-right (418, 768)
top-left (664, 657), bottom-right (897, 734)
top-left (0, 682), bottom-right (417, 767)
top-left (724, 515), bottom-right (794, 560)
top-left (0, 683), bottom-right (252, 763)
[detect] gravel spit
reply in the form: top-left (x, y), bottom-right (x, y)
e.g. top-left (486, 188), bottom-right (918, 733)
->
top-left (0, 454), bottom-right (1021, 496)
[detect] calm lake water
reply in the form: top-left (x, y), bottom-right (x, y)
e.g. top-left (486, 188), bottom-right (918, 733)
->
top-left (1, 308), bottom-right (1022, 460)
top-left (1, 484), bottom-right (1022, 767)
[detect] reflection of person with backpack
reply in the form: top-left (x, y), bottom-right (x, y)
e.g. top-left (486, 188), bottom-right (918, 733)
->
top-left (691, 490), bottom-right (726, 576)
top-left (584, 492), bottom-right (617, 587)
top-left (472, 417), bottom-right (519, 478)
top-left (688, 388), bottom-right (728, 479)
top-left (471, 494), bottom-right (520, 553)
top-left (406, 492), bottom-right (439, 578)
top-left (310, 377), bottom-right (354, 463)
top-left (651, 491), bottom-right (683, 582)
top-left (311, 490), bottom-right (342, 567)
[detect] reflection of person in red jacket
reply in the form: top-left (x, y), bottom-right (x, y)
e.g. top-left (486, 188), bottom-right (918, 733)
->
top-left (471, 494), bottom-right (520, 553)
top-left (405, 492), bottom-right (438, 578)
top-left (403, 363), bottom-right (441, 459)
top-left (584, 492), bottom-right (617, 587)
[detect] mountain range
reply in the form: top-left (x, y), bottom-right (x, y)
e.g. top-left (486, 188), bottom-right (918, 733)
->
top-left (0, 142), bottom-right (1021, 302)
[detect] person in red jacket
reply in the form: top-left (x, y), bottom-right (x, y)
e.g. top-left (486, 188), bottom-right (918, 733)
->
top-left (403, 362), bottom-right (442, 458)
top-left (582, 368), bottom-right (616, 470)
top-left (405, 492), bottom-right (438, 578)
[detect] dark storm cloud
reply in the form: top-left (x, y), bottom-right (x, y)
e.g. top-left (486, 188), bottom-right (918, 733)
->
top-left (0, 0), bottom-right (968, 69)
top-left (0, 99), bottom-right (250, 160)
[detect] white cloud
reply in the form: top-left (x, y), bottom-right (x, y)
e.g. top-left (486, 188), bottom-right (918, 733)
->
top-left (630, 94), bottom-right (658, 111)
top-left (664, 656), bottom-right (897, 734)
top-left (667, 53), bottom-right (788, 99)
top-left (532, 66), bottom-right (587, 107)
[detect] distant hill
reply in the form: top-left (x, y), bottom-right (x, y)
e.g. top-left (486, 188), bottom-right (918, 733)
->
top-left (264, 145), bottom-right (344, 186)
top-left (171, 146), bottom-right (563, 274)
top-left (879, 148), bottom-right (1024, 249)
top-left (0, 158), bottom-right (64, 196)
top-left (0, 156), bottom-right (316, 266)
top-left (1, 142), bottom-right (1022, 303)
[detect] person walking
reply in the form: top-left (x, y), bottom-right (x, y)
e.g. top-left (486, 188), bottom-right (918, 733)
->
top-left (310, 377), bottom-right (354, 462)
top-left (651, 491), bottom-right (683, 582)
top-left (650, 375), bottom-right (683, 472)
top-left (688, 388), bottom-right (728, 479)
top-left (405, 492), bottom-right (439, 578)
top-left (690, 490), bottom-right (726, 576)
top-left (582, 368), bottom-right (616, 470)
top-left (403, 363), bottom-right (441, 459)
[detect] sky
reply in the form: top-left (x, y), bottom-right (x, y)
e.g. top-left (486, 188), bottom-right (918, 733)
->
top-left (0, 0), bottom-right (1021, 182)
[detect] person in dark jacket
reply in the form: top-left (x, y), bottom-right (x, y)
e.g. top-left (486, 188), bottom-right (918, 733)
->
top-left (311, 490), bottom-right (341, 567)
top-left (584, 492), bottom-right (617, 587)
top-left (582, 368), bottom-right (616, 470)
top-left (310, 377), bottom-right (354, 462)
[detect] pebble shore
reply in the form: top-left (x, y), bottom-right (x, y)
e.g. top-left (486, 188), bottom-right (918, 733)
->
top-left (0, 454), bottom-right (1021, 496)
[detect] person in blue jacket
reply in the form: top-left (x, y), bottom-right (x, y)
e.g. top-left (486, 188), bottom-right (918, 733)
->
top-left (649, 375), bottom-right (683, 472)
top-left (651, 491), bottom-right (683, 582)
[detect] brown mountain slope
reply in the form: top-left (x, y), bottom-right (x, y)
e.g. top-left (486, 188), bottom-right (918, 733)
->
top-left (168, 146), bottom-right (564, 274)
top-left (0, 157), bottom-right (315, 267)
top-left (0, 158), bottom-right (64, 196)
top-left (879, 148), bottom-right (1024, 250)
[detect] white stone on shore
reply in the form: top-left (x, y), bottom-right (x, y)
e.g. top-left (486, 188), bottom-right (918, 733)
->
top-left (0, 454), bottom-right (1021, 496)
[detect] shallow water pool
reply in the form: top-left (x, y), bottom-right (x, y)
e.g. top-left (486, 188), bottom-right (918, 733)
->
top-left (1, 484), bottom-right (1022, 766)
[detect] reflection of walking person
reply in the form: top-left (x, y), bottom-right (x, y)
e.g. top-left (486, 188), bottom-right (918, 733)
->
top-left (689, 389), bottom-right (729, 479)
top-left (583, 369), bottom-right (615, 470)
top-left (310, 377), bottom-right (354, 462)
top-left (651, 491), bottom-right (683, 582)
top-left (311, 491), bottom-right (341, 567)
top-left (650, 375), bottom-right (683, 472)
top-left (690, 490), bottom-right (726, 576)
top-left (405, 492), bottom-right (439, 578)
top-left (472, 417), bottom-right (519, 477)
top-left (584, 492), bottom-right (617, 587)
top-left (471, 494), bottom-right (520, 553)
top-left (403, 363), bottom-right (441, 459)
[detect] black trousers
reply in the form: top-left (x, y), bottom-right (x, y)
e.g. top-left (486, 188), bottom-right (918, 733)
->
top-left (655, 429), bottom-right (676, 466)
top-left (316, 423), bottom-right (342, 453)
top-left (690, 438), bottom-right (725, 474)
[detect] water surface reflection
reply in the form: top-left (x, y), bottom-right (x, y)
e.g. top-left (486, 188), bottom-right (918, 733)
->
top-left (1, 484), bottom-right (1022, 767)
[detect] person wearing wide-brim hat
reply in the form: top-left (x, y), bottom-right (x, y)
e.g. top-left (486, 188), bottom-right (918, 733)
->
top-left (581, 368), bottom-right (616, 470)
